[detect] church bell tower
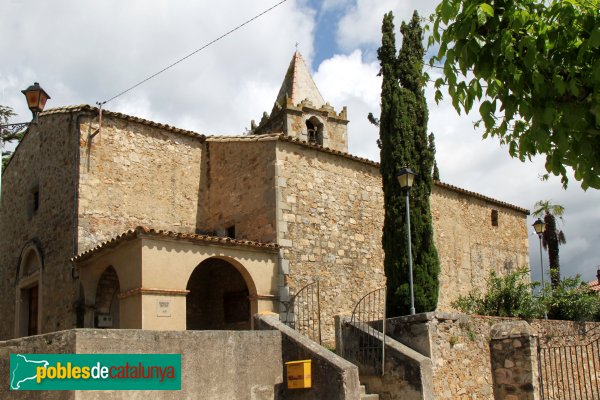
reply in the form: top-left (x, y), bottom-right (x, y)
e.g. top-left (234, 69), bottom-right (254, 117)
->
top-left (251, 52), bottom-right (349, 152)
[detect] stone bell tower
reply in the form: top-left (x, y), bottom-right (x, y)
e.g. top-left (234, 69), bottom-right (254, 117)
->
top-left (251, 52), bottom-right (349, 152)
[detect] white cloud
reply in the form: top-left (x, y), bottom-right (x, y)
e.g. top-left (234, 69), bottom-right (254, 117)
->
top-left (0, 0), bottom-right (315, 133)
top-left (314, 50), bottom-right (381, 159)
top-left (336, 0), bottom-right (439, 53)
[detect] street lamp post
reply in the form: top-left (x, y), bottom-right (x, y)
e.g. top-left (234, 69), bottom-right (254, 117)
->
top-left (532, 218), bottom-right (548, 319)
top-left (0, 83), bottom-right (50, 202)
top-left (397, 167), bottom-right (416, 315)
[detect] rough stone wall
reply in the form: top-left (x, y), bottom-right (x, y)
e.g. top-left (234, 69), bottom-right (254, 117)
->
top-left (490, 321), bottom-right (538, 400)
top-left (284, 106), bottom-right (348, 152)
top-left (275, 141), bottom-right (386, 344)
top-left (387, 313), bottom-right (600, 400)
top-left (199, 138), bottom-right (277, 242)
top-left (430, 185), bottom-right (529, 311)
top-left (253, 104), bottom-right (348, 153)
top-left (0, 112), bottom-right (80, 339)
top-left (77, 114), bottom-right (203, 252)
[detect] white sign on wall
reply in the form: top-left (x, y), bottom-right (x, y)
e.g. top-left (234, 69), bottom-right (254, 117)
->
top-left (157, 299), bottom-right (172, 317)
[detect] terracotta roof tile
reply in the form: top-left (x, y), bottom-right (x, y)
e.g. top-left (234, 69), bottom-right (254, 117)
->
top-left (433, 181), bottom-right (530, 215)
top-left (71, 226), bottom-right (278, 263)
top-left (40, 104), bottom-right (205, 140)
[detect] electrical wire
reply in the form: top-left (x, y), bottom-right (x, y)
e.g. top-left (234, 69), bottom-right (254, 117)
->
top-left (99, 0), bottom-right (289, 105)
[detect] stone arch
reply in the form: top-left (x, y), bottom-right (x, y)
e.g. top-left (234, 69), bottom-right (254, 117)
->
top-left (94, 266), bottom-right (120, 328)
top-left (15, 242), bottom-right (44, 337)
top-left (186, 256), bottom-right (257, 330)
top-left (305, 116), bottom-right (324, 145)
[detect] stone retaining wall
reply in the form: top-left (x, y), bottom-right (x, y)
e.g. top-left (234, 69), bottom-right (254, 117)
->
top-left (386, 313), bottom-right (600, 400)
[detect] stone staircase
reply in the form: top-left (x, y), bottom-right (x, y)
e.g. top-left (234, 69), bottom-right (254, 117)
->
top-left (360, 384), bottom-right (379, 400)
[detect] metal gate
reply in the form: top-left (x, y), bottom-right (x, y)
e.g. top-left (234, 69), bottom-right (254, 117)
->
top-left (284, 280), bottom-right (322, 344)
top-left (350, 287), bottom-right (386, 375)
top-left (538, 325), bottom-right (600, 399)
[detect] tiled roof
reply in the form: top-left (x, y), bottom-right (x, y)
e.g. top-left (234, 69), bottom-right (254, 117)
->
top-left (40, 105), bottom-right (205, 140)
top-left (589, 280), bottom-right (600, 291)
top-left (206, 133), bottom-right (379, 166)
top-left (71, 226), bottom-right (278, 263)
top-left (434, 181), bottom-right (530, 215)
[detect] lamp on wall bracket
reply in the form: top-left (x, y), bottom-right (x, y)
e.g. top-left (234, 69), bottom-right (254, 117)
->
top-left (21, 82), bottom-right (51, 122)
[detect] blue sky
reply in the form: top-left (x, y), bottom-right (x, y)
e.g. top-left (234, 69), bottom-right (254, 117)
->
top-left (1, 0), bottom-right (599, 285)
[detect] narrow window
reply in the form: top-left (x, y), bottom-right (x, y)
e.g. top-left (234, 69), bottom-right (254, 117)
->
top-left (33, 190), bottom-right (40, 212)
top-left (491, 209), bottom-right (499, 227)
top-left (226, 225), bottom-right (236, 239)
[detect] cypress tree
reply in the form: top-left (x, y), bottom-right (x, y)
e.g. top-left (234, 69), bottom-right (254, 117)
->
top-left (378, 11), bottom-right (440, 316)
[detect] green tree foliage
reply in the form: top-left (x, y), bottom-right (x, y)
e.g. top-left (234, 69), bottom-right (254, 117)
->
top-left (378, 11), bottom-right (441, 316)
top-left (544, 271), bottom-right (600, 321)
top-left (533, 200), bottom-right (567, 288)
top-left (453, 268), bottom-right (600, 321)
top-left (452, 268), bottom-right (544, 318)
top-left (1, 105), bottom-right (19, 169)
top-left (430, 0), bottom-right (600, 189)
top-left (428, 133), bottom-right (440, 180)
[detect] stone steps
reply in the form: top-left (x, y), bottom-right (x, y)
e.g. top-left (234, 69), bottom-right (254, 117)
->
top-left (360, 384), bottom-right (379, 400)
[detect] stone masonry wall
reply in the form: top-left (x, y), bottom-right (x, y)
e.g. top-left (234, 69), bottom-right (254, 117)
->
top-left (284, 107), bottom-right (348, 153)
top-left (275, 141), bottom-right (386, 344)
top-left (387, 313), bottom-right (600, 400)
top-left (77, 114), bottom-right (203, 252)
top-left (199, 138), bottom-right (277, 243)
top-left (0, 112), bottom-right (80, 339)
top-left (430, 185), bottom-right (529, 311)
top-left (274, 140), bottom-right (528, 343)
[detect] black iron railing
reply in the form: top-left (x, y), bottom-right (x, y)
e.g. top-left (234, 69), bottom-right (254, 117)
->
top-left (538, 325), bottom-right (600, 399)
top-left (284, 280), bottom-right (321, 344)
top-left (350, 287), bottom-right (386, 375)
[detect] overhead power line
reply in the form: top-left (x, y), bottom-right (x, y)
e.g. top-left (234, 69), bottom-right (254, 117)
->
top-left (99, 0), bottom-right (289, 105)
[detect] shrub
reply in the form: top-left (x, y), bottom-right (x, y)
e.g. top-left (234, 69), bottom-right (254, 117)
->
top-left (453, 268), bottom-right (600, 322)
top-left (543, 271), bottom-right (600, 321)
top-left (452, 268), bottom-right (544, 319)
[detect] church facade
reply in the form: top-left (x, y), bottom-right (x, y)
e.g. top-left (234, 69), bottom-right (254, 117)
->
top-left (0, 53), bottom-right (530, 342)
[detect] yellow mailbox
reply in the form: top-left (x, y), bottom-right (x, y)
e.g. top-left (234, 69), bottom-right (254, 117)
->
top-left (286, 359), bottom-right (312, 389)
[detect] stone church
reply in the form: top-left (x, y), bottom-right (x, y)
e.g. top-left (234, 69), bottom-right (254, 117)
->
top-left (0, 52), bottom-right (529, 342)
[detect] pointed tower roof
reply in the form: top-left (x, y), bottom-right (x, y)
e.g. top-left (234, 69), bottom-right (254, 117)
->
top-left (275, 52), bottom-right (326, 109)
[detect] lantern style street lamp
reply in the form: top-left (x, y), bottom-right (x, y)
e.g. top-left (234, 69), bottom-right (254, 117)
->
top-left (21, 82), bottom-right (51, 121)
top-left (397, 167), bottom-right (416, 315)
top-left (1, 82), bottom-right (51, 202)
top-left (532, 218), bottom-right (548, 319)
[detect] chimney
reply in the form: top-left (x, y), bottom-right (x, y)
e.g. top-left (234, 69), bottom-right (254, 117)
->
top-left (597, 266), bottom-right (600, 283)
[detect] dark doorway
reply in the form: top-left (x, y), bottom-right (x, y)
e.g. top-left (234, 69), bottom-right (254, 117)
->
top-left (186, 258), bottom-right (251, 330)
top-left (27, 285), bottom-right (38, 336)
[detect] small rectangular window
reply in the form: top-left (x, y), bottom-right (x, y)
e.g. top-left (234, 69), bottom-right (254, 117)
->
top-left (33, 190), bottom-right (40, 212)
top-left (226, 225), bottom-right (236, 239)
top-left (491, 209), bottom-right (499, 227)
